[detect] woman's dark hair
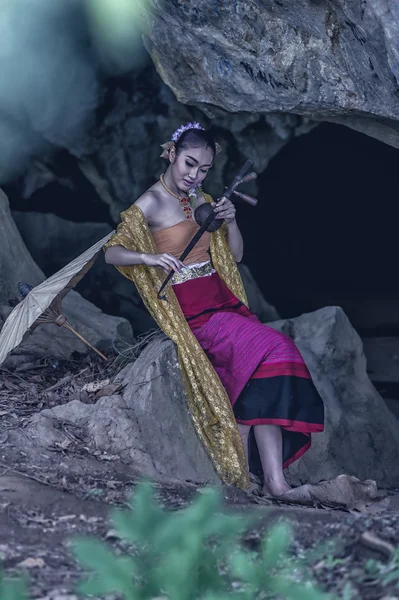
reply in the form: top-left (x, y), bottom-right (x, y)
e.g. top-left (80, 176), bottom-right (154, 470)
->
top-left (175, 128), bottom-right (216, 156)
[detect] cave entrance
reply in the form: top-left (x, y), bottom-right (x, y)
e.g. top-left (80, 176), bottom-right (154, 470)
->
top-left (237, 122), bottom-right (399, 337)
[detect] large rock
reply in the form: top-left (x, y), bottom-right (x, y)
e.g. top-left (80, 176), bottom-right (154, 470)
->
top-left (0, 189), bottom-right (133, 365)
top-left (145, 0), bottom-right (399, 149)
top-left (270, 306), bottom-right (399, 488)
top-left (25, 306), bottom-right (399, 489)
top-left (6, 2), bottom-right (399, 233)
top-left (26, 335), bottom-right (218, 484)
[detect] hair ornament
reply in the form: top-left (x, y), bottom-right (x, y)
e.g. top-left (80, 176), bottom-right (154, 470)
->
top-left (160, 121), bottom-right (222, 158)
top-left (171, 121), bottom-right (205, 142)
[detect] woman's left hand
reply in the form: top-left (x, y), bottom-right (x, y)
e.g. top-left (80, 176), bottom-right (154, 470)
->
top-left (212, 196), bottom-right (236, 224)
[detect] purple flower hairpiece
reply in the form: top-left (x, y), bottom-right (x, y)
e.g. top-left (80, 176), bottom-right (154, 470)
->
top-left (171, 121), bottom-right (205, 143)
top-left (160, 121), bottom-right (222, 158)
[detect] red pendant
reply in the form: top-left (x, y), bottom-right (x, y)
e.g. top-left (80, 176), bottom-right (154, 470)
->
top-left (179, 196), bottom-right (193, 220)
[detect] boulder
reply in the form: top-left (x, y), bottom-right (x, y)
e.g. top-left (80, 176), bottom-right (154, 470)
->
top-left (270, 306), bottom-right (399, 488)
top-left (145, 0), bottom-right (399, 149)
top-left (27, 395), bottom-right (161, 478)
top-left (25, 305), bottom-right (399, 490)
top-left (26, 335), bottom-right (218, 484)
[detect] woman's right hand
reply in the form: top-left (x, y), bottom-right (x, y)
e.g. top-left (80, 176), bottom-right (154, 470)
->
top-left (142, 253), bottom-right (185, 273)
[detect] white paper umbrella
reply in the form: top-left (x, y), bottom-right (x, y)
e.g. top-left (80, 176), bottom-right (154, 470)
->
top-left (0, 231), bottom-right (114, 366)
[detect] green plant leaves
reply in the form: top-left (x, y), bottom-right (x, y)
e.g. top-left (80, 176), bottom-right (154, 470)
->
top-left (72, 483), bottom-right (331, 600)
top-left (73, 539), bottom-right (138, 597)
top-left (0, 573), bottom-right (26, 600)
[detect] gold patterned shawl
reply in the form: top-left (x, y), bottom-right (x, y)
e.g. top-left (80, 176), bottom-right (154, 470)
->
top-left (104, 193), bottom-right (250, 489)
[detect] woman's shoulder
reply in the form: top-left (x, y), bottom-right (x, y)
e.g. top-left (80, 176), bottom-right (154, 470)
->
top-left (133, 183), bottom-right (164, 221)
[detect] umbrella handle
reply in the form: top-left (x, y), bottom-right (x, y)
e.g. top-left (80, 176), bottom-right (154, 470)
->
top-left (62, 321), bottom-right (108, 361)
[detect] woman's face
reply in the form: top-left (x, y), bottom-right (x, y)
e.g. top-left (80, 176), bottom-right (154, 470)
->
top-left (170, 145), bottom-right (214, 192)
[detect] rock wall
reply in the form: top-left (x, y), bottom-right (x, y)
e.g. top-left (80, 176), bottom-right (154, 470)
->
top-left (145, 0), bottom-right (399, 148)
top-left (11, 64), bottom-right (316, 222)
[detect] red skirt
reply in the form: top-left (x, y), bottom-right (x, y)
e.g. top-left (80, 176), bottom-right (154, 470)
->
top-left (173, 272), bottom-right (324, 473)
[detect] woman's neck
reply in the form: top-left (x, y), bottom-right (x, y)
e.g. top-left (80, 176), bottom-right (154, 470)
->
top-left (162, 167), bottom-right (185, 198)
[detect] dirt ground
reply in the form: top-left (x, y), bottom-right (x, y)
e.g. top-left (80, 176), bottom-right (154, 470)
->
top-left (2, 355), bottom-right (399, 599)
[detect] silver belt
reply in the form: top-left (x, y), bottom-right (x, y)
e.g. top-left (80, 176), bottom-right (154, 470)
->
top-left (171, 262), bottom-right (214, 285)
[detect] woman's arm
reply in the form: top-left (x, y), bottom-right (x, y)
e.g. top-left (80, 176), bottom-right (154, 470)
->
top-left (212, 197), bottom-right (244, 262)
top-left (105, 244), bottom-right (185, 273)
top-left (105, 246), bottom-right (145, 266)
top-left (226, 220), bottom-right (244, 262)
top-left (105, 191), bottom-right (185, 272)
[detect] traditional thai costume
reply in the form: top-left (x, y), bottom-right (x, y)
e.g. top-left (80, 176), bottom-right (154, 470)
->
top-left (105, 192), bottom-right (324, 489)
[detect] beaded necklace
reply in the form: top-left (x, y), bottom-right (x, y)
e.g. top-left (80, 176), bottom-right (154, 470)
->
top-left (159, 173), bottom-right (194, 221)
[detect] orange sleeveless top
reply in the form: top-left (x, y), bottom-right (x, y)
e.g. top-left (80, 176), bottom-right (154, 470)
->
top-left (152, 220), bottom-right (211, 265)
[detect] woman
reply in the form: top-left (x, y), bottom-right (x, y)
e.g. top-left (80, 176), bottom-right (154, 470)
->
top-left (105, 122), bottom-right (324, 496)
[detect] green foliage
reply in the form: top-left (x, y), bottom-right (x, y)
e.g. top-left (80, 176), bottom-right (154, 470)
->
top-left (354, 547), bottom-right (399, 590)
top-left (73, 484), bottom-right (331, 600)
top-left (0, 571), bottom-right (26, 600)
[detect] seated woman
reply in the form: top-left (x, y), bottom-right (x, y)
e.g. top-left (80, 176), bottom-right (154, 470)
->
top-left (104, 122), bottom-right (324, 497)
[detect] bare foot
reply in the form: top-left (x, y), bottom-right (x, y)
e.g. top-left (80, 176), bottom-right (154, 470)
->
top-left (263, 478), bottom-right (291, 498)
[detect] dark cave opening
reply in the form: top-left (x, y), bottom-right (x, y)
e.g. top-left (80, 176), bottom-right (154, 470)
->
top-left (237, 122), bottom-right (399, 336)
